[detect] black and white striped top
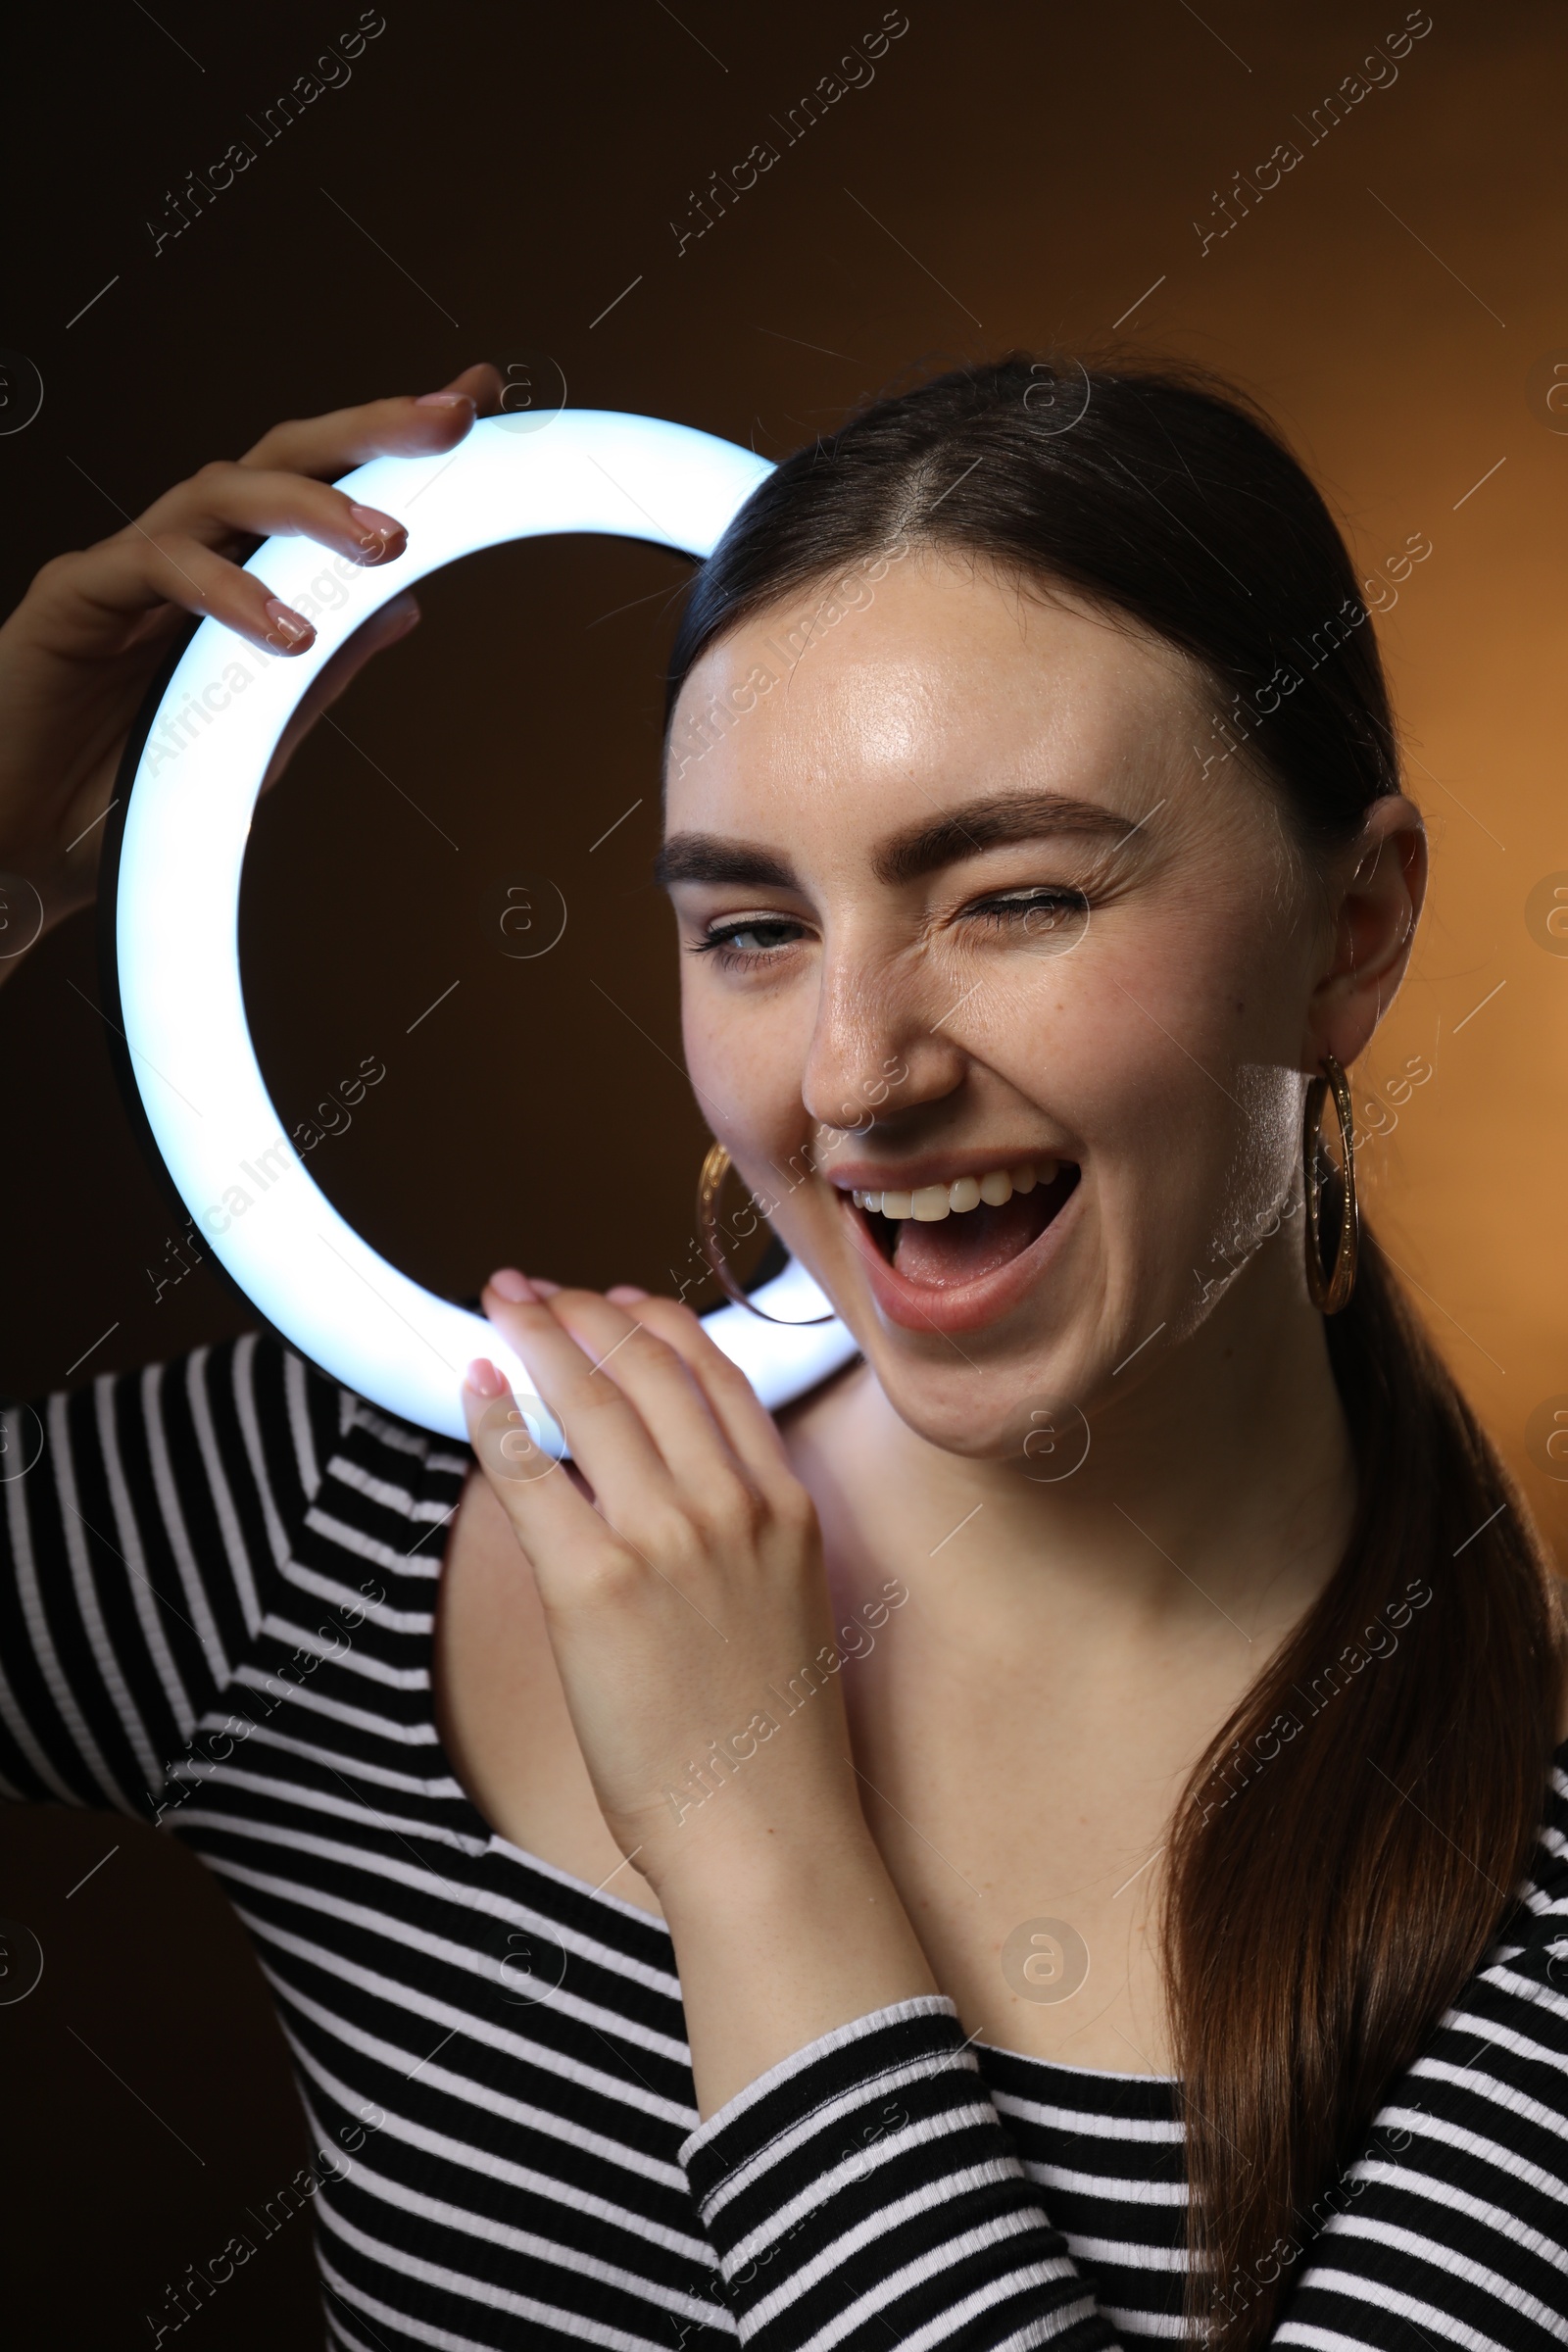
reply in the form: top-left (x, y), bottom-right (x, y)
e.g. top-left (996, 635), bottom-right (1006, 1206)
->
top-left (3, 1329), bottom-right (1566, 2349)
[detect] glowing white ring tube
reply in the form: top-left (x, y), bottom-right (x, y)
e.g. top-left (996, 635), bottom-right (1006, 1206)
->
top-left (115, 411), bottom-right (858, 1444)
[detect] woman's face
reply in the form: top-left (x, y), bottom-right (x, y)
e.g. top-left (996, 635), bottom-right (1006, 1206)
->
top-left (661, 551), bottom-right (1402, 1460)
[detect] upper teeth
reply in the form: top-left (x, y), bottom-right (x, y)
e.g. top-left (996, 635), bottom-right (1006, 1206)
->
top-left (852, 1161), bottom-right (1059, 1220)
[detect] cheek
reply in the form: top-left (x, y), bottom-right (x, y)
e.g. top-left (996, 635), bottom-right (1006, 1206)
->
top-left (1004, 884), bottom-right (1288, 1134)
top-left (1021, 896), bottom-right (1304, 1273)
top-left (679, 970), bottom-right (812, 1160)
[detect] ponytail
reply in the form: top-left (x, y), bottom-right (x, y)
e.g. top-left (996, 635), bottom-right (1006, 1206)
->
top-left (1165, 1204), bottom-right (1565, 2343)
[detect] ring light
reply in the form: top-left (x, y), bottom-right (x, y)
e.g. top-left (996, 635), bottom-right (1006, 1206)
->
top-left (111, 411), bottom-right (858, 1447)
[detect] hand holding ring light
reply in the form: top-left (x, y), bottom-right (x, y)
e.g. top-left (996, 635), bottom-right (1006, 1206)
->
top-left (107, 411), bottom-right (858, 1448)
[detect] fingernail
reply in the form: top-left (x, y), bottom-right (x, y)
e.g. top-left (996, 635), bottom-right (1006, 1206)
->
top-left (416, 391), bottom-right (473, 409)
top-left (528, 1277), bottom-right (563, 1298)
top-left (488, 1266), bottom-right (535, 1302)
top-left (263, 598), bottom-right (314, 649)
top-left (347, 503), bottom-right (406, 559)
top-left (466, 1356), bottom-right (507, 1397)
top-left (606, 1285), bottom-right (650, 1303)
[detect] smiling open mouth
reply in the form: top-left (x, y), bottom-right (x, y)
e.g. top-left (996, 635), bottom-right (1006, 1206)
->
top-left (849, 1160), bottom-right (1081, 1289)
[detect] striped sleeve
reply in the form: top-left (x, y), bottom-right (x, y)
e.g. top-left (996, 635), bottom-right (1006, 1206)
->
top-left (0, 1330), bottom-right (344, 1821)
top-left (679, 1994), bottom-right (1118, 2349)
top-left (679, 1854), bottom-right (1568, 2352)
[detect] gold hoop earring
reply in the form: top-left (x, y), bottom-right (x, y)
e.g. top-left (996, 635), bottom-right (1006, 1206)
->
top-left (1303, 1054), bottom-right (1358, 1314)
top-left (697, 1141), bottom-right (836, 1325)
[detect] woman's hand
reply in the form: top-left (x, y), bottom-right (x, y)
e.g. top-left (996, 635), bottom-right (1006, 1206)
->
top-left (464, 1271), bottom-right (937, 2114)
top-left (464, 1270), bottom-right (855, 1900)
top-left (0, 362), bottom-right (502, 967)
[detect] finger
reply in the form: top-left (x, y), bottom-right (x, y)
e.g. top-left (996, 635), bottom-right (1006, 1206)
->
top-left (598, 1282), bottom-right (800, 1496)
top-left (141, 463), bottom-right (410, 569)
top-left (461, 1359), bottom-right (631, 1592)
top-left (436, 361), bottom-right (506, 417)
top-left (49, 528), bottom-right (321, 656)
top-left (261, 592), bottom-right (420, 794)
top-left (238, 366), bottom-right (504, 477)
top-left (479, 1280), bottom-right (677, 1523)
top-left (605, 1291), bottom-right (804, 1501)
top-left (28, 458), bottom-right (412, 666)
top-left (539, 1286), bottom-right (760, 1506)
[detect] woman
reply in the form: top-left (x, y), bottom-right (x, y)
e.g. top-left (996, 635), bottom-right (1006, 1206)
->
top-left (1, 356), bottom-right (1564, 2352)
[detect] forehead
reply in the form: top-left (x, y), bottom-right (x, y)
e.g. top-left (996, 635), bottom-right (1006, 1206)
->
top-left (664, 551), bottom-right (1206, 841)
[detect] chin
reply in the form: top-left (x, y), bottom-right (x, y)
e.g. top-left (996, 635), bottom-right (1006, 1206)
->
top-left (867, 1358), bottom-right (1070, 1462)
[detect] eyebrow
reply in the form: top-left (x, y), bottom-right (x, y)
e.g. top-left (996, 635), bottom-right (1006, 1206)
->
top-left (654, 791), bottom-right (1134, 894)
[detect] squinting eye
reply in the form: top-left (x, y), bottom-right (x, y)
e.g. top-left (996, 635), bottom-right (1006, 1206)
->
top-left (971, 889), bottom-right (1089, 928)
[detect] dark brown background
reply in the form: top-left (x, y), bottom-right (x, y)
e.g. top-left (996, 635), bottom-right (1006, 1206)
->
top-left (3, 2), bottom-right (1565, 2341)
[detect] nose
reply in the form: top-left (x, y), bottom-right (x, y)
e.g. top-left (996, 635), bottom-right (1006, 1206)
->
top-left (799, 944), bottom-right (969, 1148)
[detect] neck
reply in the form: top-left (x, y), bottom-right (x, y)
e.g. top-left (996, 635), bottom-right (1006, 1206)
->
top-left (808, 1233), bottom-right (1357, 1664)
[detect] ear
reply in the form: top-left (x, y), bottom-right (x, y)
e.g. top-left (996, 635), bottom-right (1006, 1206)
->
top-left (1303, 795), bottom-right (1427, 1069)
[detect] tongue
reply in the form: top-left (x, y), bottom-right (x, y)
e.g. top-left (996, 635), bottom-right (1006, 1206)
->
top-left (892, 1193), bottom-right (1049, 1288)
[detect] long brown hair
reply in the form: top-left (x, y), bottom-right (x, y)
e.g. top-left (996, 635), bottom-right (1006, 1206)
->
top-left (662, 355), bottom-right (1567, 2342)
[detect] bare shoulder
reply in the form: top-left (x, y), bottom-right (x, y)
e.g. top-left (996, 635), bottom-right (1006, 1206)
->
top-left (434, 1464), bottom-right (665, 1914)
top-left (433, 1466), bottom-right (557, 1773)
